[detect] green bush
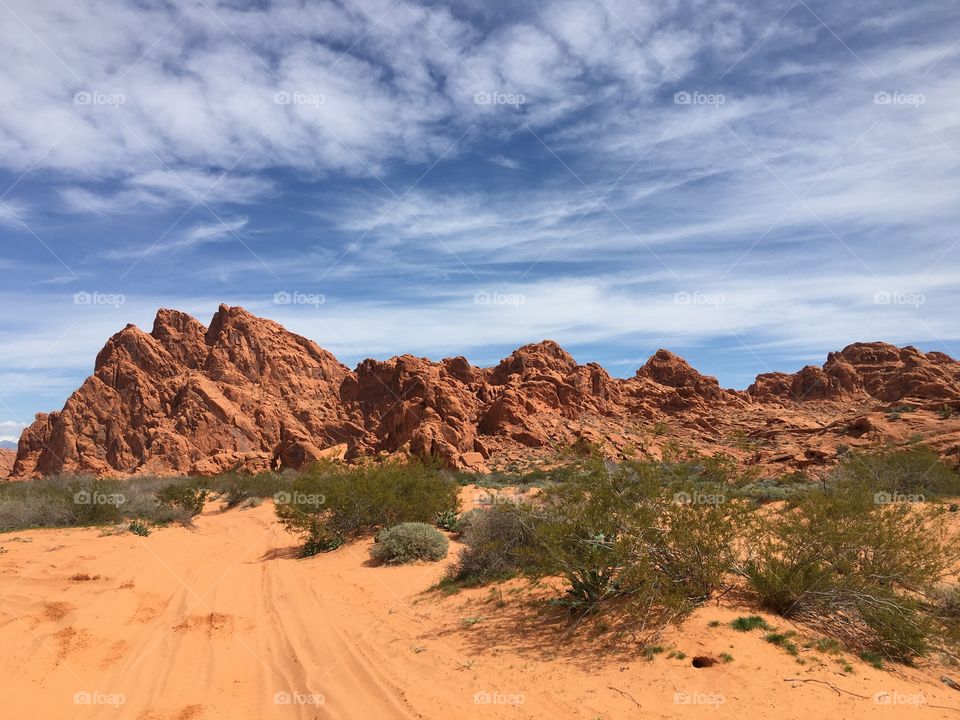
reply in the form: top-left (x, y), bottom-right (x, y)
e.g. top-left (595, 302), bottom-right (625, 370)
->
top-left (156, 484), bottom-right (208, 517)
top-left (128, 519), bottom-right (151, 536)
top-left (276, 458), bottom-right (459, 553)
top-left (832, 444), bottom-right (960, 499)
top-left (448, 503), bottom-right (537, 583)
top-left (743, 466), bottom-right (960, 662)
top-left (518, 457), bottom-right (745, 624)
top-left (369, 522), bottom-right (449, 564)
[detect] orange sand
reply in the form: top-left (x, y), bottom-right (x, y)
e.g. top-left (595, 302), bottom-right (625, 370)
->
top-left (0, 498), bottom-right (957, 719)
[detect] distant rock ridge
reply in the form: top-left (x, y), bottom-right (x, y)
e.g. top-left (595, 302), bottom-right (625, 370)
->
top-left (9, 306), bottom-right (960, 479)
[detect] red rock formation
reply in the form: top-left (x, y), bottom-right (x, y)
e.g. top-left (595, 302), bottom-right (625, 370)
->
top-left (0, 449), bottom-right (14, 480)
top-left (10, 307), bottom-right (960, 479)
top-left (747, 342), bottom-right (960, 403)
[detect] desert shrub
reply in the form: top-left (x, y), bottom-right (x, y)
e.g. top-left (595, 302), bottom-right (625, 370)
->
top-left (520, 457), bottom-right (745, 622)
top-left (0, 475), bottom-right (130, 530)
top-left (453, 508), bottom-right (485, 536)
top-left (743, 465), bottom-right (960, 662)
top-left (448, 503), bottom-right (538, 582)
top-left (156, 484), bottom-right (208, 518)
top-left (369, 522), bottom-right (449, 564)
top-left (435, 508), bottom-right (460, 532)
top-left (832, 444), bottom-right (960, 499)
top-left (276, 458), bottom-right (459, 553)
top-left (128, 519), bottom-right (151, 536)
top-left (206, 470), bottom-right (294, 509)
top-left (732, 474), bottom-right (811, 505)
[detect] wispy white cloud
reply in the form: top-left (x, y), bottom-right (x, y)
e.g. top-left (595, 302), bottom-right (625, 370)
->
top-left (101, 217), bottom-right (249, 260)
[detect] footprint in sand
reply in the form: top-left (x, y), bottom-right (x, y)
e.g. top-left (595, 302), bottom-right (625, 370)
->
top-left (53, 625), bottom-right (94, 662)
top-left (100, 638), bottom-right (131, 669)
top-left (172, 612), bottom-right (235, 637)
top-left (137, 704), bottom-right (205, 720)
top-left (42, 600), bottom-right (73, 622)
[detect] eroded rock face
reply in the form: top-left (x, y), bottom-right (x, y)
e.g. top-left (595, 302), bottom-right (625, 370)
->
top-left (0, 450), bottom-right (14, 480)
top-left (10, 307), bottom-right (960, 479)
top-left (747, 342), bottom-right (960, 403)
top-left (13, 305), bottom-right (359, 478)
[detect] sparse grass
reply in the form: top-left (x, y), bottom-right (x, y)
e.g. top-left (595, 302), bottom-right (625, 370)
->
top-left (809, 637), bottom-right (843, 654)
top-left (731, 615), bottom-right (772, 632)
top-left (859, 651), bottom-right (884, 669)
top-left (765, 632), bottom-right (800, 656)
top-left (642, 645), bottom-right (665, 660)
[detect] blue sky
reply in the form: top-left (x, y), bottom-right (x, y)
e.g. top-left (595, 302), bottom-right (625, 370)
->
top-left (1, 0), bottom-right (959, 444)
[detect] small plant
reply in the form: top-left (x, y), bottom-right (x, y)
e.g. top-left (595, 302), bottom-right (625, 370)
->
top-left (642, 645), bottom-right (665, 660)
top-left (859, 651), bottom-right (884, 669)
top-left (939, 405), bottom-right (954, 420)
top-left (707, 620), bottom-right (721, 628)
top-left (765, 632), bottom-right (799, 656)
top-left (652, 420), bottom-right (668, 436)
top-left (435, 508), bottom-right (460, 532)
top-left (369, 522), bottom-right (449, 565)
top-left (811, 637), bottom-right (843, 654)
top-left (128, 519), bottom-right (151, 536)
top-left (69, 573), bottom-right (100, 582)
top-left (719, 652), bottom-right (734, 663)
top-left (731, 615), bottom-right (771, 632)
top-left (462, 616), bottom-right (484, 627)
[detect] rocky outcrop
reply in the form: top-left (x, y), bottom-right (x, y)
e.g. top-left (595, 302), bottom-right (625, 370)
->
top-left (748, 342), bottom-right (960, 403)
top-left (0, 449), bottom-right (14, 480)
top-left (10, 307), bottom-right (960, 479)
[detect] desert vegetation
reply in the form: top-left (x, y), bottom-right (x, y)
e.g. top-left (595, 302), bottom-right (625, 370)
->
top-left (1, 444), bottom-right (957, 666)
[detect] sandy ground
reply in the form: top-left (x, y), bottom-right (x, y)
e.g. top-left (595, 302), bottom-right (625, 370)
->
top-left (1, 497), bottom-right (958, 720)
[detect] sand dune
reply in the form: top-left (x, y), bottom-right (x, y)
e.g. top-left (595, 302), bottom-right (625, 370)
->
top-left (1, 500), bottom-right (957, 719)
